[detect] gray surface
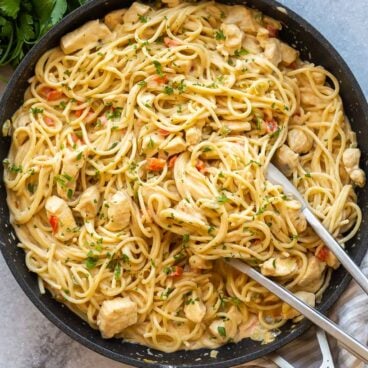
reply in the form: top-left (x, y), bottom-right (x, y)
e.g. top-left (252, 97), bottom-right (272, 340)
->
top-left (0, 1), bottom-right (367, 368)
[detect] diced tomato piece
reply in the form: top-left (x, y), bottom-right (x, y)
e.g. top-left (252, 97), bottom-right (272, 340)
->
top-left (158, 128), bottom-right (170, 136)
top-left (168, 155), bottom-right (177, 169)
top-left (44, 116), bottom-right (55, 126)
top-left (164, 37), bottom-right (180, 47)
top-left (75, 109), bottom-right (84, 117)
top-left (266, 24), bottom-right (279, 37)
top-left (316, 246), bottom-right (330, 262)
top-left (49, 215), bottom-right (58, 233)
top-left (154, 75), bottom-right (168, 84)
top-left (265, 119), bottom-right (278, 133)
top-left (196, 159), bottom-right (206, 173)
top-left (147, 158), bottom-right (166, 171)
top-left (41, 87), bottom-right (63, 101)
top-left (289, 61), bottom-right (298, 69)
top-left (169, 266), bottom-right (183, 277)
top-left (71, 133), bottom-right (84, 144)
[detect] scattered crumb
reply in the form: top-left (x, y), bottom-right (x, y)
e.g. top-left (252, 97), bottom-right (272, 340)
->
top-left (210, 350), bottom-right (219, 358)
top-left (276, 6), bottom-right (287, 14)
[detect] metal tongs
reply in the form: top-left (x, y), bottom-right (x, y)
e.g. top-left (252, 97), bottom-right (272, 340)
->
top-left (227, 163), bottom-right (368, 363)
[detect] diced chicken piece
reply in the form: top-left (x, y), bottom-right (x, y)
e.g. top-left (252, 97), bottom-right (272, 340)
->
top-left (45, 196), bottom-right (77, 241)
top-left (106, 191), bottom-right (131, 231)
top-left (75, 186), bottom-right (101, 220)
top-left (342, 148), bottom-right (366, 187)
top-left (281, 291), bottom-right (315, 319)
top-left (140, 92), bottom-right (155, 107)
top-left (261, 256), bottom-right (298, 277)
top-left (273, 144), bottom-right (299, 177)
top-left (220, 23), bottom-right (243, 54)
top-left (287, 129), bottom-right (313, 154)
top-left (61, 20), bottom-right (111, 54)
top-left (315, 245), bottom-right (340, 269)
top-left (297, 255), bottom-right (326, 292)
top-left (104, 9), bottom-right (127, 30)
top-left (160, 205), bottom-right (208, 232)
top-left (242, 35), bottom-right (261, 54)
top-left (312, 70), bottom-right (326, 85)
top-left (209, 307), bottom-right (241, 340)
top-left (123, 2), bottom-right (150, 24)
top-left (224, 6), bottom-right (256, 33)
top-left (162, 136), bottom-right (187, 156)
top-left (97, 297), bottom-right (137, 338)
top-left (280, 42), bottom-right (298, 65)
top-left (263, 38), bottom-right (282, 66)
top-left (189, 255), bottom-right (212, 270)
top-left (184, 291), bottom-right (206, 323)
top-left (57, 147), bottom-right (87, 200)
top-left (287, 201), bottom-right (307, 233)
top-left (223, 121), bottom-right (251, 132)
top-left (186, 127), bottom-right (202, 145)
top-left (140, 133), bottom-right (165, 157)
top-left (300, 91), bottom-right (321, 107)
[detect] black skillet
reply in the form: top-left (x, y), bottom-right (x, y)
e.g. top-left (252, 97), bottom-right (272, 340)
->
top-left (0, 0), bottom-right (367, 367)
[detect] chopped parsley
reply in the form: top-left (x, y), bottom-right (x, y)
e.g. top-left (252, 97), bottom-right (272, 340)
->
top-left (234, 48), bottom-right (249, 57)
top-left (164, 85), bottom-right (174, 95)
top-left (217, 326), bottom-right (226, 337)
top-left (153, 60), bottom-right (163, 76)
top-left (217, 193), bottom-right (229, 204)
top-left (67, 189), bottom-right (73, 200)
top-left (305, 172), bottom-right (312, 178)
top-left (138, 80), bottom-right (147, 87)
top-left (106, 107), bottom-right (122, 120)
top-left (27, 183), bottom-right (36, 194)
top-left (215, 30), bottom-right (226, 41)
top-left (85, 251), bottom-right (98, 270)
top-left (114, 263), bottom-right (121, 280)
top-left (30, 107), bottom-right (43, 115)
top-left (138, 15), bottom-right (148, 23)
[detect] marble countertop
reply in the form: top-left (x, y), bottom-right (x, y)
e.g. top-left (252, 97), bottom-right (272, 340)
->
top-left (0, 1), bottom-right (367, 367)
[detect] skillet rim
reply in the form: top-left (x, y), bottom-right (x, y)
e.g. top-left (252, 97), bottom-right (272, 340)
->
top-left (0, 0), bottom-right (367, 367)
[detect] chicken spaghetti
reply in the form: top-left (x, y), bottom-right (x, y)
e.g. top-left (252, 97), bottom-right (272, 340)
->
top-left (4, 1), bottom-right (365, 352)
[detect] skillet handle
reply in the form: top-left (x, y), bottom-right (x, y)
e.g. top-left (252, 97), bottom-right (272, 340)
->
top-left (303, 207), bottom-right (368, 295)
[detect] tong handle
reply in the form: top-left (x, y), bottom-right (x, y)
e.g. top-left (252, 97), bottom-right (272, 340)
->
top-left (227, 259), bottom-right (368, 363)
top-left (303, 208), bottom-right (368, 295)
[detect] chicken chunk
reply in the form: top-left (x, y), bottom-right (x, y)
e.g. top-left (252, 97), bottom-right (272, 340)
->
top-left (74, 186), bottom-right (101, 220)
top-left (140, 133), bottom-right (165, 157)
top-left (297, 255), bottom-right (326, 292)
top-left (342, 148), bottom-right (366, 187)
top-left (160, 201), bottom-right (208, 232)
top-left (220, 23), bottom-right (243, 54)
top-left (104, 9), bottom-right (127, 30)
top-left (224, 6), bottom-right (256, 33)
top-left (97, 297), bottom-right (137, 338)
top-left (280, 42), bottom-right (298, 65)
top-left (242, 35), bottom-right (261, 54)
top-left (57, 147), bottom-right (87, 200)
top-left (123, 2), bottom-right (150, 24)
top-left (163, 136), bottom-right (187, 156)
top-left (261, 256), bottom-right (298, 277)
top-left (61, 20), bottom-right (111, 54)
top-left (287, 129), bottom-right (313, 154)
top-left (184, 292), bottom-right (206, 323)
top-left (186, 127), bottom-right (202, 146)
top-left (45, 196), bottom-right (77, 241)
top-left (263, 38), bottom-right (282, 66)
top-left (273, 144), bottom-right (299, 177)
top-left (286, 200), bottom-right (307, 233)
top-left (300, 91), bottom-right (321, 107)
top-left (281, 291), bottom-right (315, 319)
top-left (106, 191), bottom-right (131, 231)
top-left (209, 307), bottom-right (242, 341)
top-left (189, 255), bottom-right (212, 270)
